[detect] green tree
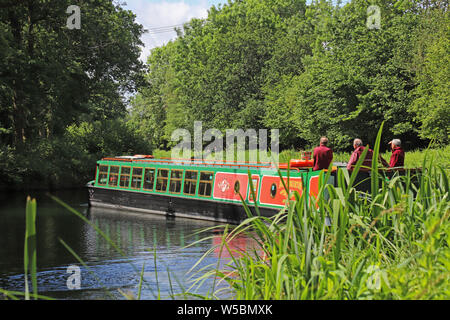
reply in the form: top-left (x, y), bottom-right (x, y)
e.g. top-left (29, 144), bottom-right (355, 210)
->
top-left (410, 7), bottom-right (449, 143)
top-left (0, 0), bottom-right (145, 147)
top-left (132, 0), bottom-right (448, 152)
top-left (267, 0), bottom-right (422, 150)
top-left (159, 0), bottom-right (308, 138)
top-left (0, 0), bottom-right (147, 189)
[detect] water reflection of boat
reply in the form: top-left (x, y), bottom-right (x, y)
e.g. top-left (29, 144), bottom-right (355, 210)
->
top-left (86, 207), bottom-right (219, 256)
top-left (212, 231), bottom-right (263, 259)
top-left (84, 207), bottom-right (236, 296)
top-left (87, 207), bottom-right (263, 264)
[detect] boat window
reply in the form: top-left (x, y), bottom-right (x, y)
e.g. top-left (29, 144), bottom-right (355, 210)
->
top-left (183, 170), bottom-right (198, 195)
top-left (249, 178), bottom-right (258, 201)
top-left (143, 168), bottom-right (155, 191)
top-left (270, 183), bottom-right (277, 198)
top-left (169, 170), bottom-right (183, 194)
top-left (155, 169), bottom-right (169, 192)
top-left (119, 166), bottom-right (131, 188)
top-left (130, 167), bottom-right (143, 189)
top-left (108, 166), bottom-right (120, 187)
top-left (234, 180), bottom-right (240, 194)
top-left (199, 171), bottom-right (214, 197)
top-left (97, 165), bottom-right (109, 186)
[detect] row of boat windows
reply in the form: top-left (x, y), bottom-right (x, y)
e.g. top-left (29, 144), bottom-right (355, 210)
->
top-left (97, 165), bottom-right (214, 197)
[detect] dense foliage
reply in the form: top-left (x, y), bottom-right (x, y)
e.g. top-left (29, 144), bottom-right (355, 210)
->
top-left (0, 0), bottom-right (150, 189)
top-left (130, 0), bottom-right (449, 151)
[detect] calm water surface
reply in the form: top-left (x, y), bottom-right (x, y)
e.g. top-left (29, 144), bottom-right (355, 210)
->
top-left (0, 189), bottom-right (243, 299)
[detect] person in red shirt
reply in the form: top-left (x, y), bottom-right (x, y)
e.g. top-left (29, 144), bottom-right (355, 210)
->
top-left (313, 137), bottom-right (333, 170)
top-left (388, 139), bottom-right (405, 168)
top-left (347, 138), bottom-right (374, 171)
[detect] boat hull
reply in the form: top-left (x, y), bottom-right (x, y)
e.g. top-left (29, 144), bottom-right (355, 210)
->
top-left (87, 185), bottom-right (278, 224)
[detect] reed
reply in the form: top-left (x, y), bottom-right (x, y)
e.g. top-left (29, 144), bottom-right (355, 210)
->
top-left (0, 197), bottom-right (55, 300)
top-left (24, 197), bottom-right (38, 300)
top-left (189, 124), bottom-right (449, 300)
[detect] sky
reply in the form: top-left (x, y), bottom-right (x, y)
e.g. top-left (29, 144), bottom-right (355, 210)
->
top-left (121, 0), bottom-right (227, 62)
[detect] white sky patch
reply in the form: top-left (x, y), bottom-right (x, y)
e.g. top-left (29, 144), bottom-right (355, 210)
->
top-left (123, 0), bottom-right (223, 62)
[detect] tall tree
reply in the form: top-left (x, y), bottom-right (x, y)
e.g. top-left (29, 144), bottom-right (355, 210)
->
top-left (410, 4), bottom-right (449, 143)
top-left (0, 0), bottom-right (145, 147)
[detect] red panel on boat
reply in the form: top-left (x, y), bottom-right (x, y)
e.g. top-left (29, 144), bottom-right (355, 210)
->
top-left (213, 172), bottom-right (249, 201)
top-left (259, 176), bottom-right (303, 206)
top-left (309, 175), bottom-right (320, 200)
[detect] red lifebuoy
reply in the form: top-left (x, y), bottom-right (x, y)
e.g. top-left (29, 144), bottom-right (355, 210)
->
top-left (290, 159), bottom-right (314, 168)
top-left (277, 159), bottom-right (314, 169)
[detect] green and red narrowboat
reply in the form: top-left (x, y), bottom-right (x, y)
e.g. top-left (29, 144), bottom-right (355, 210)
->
top-left (86, 155), bottom-right (330, 224)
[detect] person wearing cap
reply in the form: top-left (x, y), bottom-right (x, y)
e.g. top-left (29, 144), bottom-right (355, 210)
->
top-left (347, 138), bottom-right (374, 171)
top-left (313, 137), bottom-right (333, 170)
top-left (387, 138), bottom-right (405, 168)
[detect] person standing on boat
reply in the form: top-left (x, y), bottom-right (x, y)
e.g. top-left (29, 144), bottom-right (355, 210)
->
top-left (313, 137), bottom-right (333, 170)
top-left (347, 138), bottom-right (374, 171)
top-left (387, 139), bottom-right (405, 168)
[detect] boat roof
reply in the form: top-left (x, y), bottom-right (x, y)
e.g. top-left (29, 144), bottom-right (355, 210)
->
top-left (99, 155), bottom-right (309, 171)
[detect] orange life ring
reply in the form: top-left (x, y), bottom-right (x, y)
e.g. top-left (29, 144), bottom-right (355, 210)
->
top-left (290, 159), bottom-right (314, 168)
top-left (277, 159), bottom-right (314, 169)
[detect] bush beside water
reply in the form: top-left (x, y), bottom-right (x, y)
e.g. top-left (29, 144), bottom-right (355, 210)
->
top-left (0, 120), bottom-right (152, 191)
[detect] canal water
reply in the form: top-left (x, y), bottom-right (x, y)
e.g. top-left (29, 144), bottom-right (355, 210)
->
top-left (0, 189), bottom-right (244, 299)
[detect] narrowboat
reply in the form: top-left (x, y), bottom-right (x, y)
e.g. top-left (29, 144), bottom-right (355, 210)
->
top-left (86, 155), bottom-right (329, 224)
